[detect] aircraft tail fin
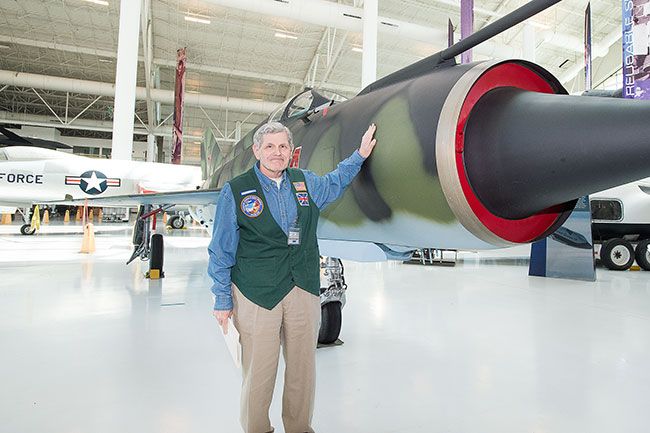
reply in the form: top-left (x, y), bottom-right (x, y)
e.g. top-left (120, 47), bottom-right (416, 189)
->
top-left (201, 128), bottom-right (219, 181)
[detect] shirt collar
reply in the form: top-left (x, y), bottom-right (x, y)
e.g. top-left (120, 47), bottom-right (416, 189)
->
top-left (254, 162), bottom-right (287, 191)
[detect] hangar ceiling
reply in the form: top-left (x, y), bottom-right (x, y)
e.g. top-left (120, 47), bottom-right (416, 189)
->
top-left (0, 0), bottom-right (623, 162)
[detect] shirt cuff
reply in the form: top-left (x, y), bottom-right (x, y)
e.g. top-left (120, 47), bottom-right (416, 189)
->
top-left (352, 149), bottom-right (366, 163)
top-left (214, 294), bottom-right (233, 311)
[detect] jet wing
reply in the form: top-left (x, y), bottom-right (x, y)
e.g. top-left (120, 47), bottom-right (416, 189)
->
top-left (0, 126), bottom-right (72, 150)
top-left (0, 126), bottom-right (29, 144)
top-left (43, 188), bottom-right (221, 207)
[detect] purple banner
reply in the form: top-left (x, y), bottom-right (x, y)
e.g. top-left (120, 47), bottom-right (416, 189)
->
top-left (584, 3), bottom-right (592, 90)
top-left (623, 0), bottom-right (650, 99)
top-left (460, 0), bottom-right (474, 64)
top-left (172, 47), bottom-right (187, 164)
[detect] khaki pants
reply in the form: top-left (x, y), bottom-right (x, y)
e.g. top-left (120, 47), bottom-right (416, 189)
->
top-left (233, 285), bottom-right (321, 433)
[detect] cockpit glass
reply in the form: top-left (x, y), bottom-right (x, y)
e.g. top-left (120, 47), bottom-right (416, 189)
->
top-left (269, 104), bottom-right (285, 123)
top-left (286, 92), bottom-right (313, 119)
top-left (317, 90), bottom-right (348, 104)
top-left (267, 88), bottom-right (349, 123)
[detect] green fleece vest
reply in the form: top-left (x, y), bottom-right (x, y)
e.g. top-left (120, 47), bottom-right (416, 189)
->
top-left (229, 167), bottom-right (320, 309)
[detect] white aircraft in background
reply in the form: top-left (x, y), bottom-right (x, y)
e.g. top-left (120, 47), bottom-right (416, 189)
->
top-left (589, 178), bottom-right (650, 271)
top-left (0, 146), bottom-right (202, 234)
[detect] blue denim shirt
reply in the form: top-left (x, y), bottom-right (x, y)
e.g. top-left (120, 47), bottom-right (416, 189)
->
top-left (208, 150), bottom-right (366, 310)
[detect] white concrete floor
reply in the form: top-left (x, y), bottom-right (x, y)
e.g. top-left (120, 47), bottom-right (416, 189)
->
top-left (1, 222), bottom-right (650, 433)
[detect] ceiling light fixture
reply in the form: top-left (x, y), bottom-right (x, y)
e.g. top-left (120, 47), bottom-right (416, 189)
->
top-left (184, 13), bottom-right (211, 25)
top-left (274, 32), bottom-right (298, 40)
top-left (351, 46), bottom-right (363, 53)
top-left (84, 0), bottom-right (109, 5)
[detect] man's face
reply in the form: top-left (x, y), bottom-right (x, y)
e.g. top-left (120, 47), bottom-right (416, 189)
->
top-left (253, 131), bottom-right (293, 176)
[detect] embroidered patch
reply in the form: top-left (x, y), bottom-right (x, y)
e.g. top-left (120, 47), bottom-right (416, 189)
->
top-left (296, 192), bottom-right (310, 206)
top-left (240, 195), bottom-right (264, 217)
top-left (293, 181), bottom-right (306, 192)
top-left (240, 189), bottom-right (257, 196)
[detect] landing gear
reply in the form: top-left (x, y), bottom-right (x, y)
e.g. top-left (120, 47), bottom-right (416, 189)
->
top-left (20, 224), bottom-right (36, 235)
top-left (168, 215), bottom-right (185, 230)
top-left (146, 233), bottom-right (165, 279)
top-left (318, 257), bottom-right (346, 345)
top-left (319, 302), bottom-right (342, 345)
top-left (128, 205), bottom-right (167, 279)
top-left (635, 239), bottom-right (650, 271)
top-left (600, 238), bottom-right (635, 270)
top-left (17, 207), bottom-right (37, 235)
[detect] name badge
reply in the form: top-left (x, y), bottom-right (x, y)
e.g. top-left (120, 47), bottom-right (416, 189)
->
top-left (288, 223), bottom-right (301, 245)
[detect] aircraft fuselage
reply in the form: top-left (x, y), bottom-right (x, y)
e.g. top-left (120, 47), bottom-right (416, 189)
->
top-left (0, 147), bottom-right (202, 208)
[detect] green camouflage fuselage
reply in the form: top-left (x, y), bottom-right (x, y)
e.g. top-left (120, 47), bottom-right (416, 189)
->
top-left (203, 62), bottom-right (496, 250)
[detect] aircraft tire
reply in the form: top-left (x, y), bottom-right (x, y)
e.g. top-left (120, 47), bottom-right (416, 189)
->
top-left (318, 301), bottom-right (342, 345)
top-left (150, 234), bottom-right (164, 271)
top-left (634, 239), bottom-right (650, 271)
top-left (20, 224), bottom-right (36, 236)
top-left (169, 215), bottom-right (185, 230)
top-left (600, 238), bottom-right (635, 271)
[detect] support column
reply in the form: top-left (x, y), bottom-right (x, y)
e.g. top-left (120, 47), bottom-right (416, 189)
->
top-left (156, 136), bottom-right (165, 163)
top-left (147, 134), bottom-right (155, 162)
top-left (235, 120), bottom-right (242, 142)
top-left (111, 0), bottom-right (142, 160)
top-left (361, 0), bottom-right (378, 88)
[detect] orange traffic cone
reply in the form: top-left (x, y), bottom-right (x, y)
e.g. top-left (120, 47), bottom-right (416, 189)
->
top-left (1, 213), bottom-right (11, 225)
top-left (76, 207), bottom-right (82, 222)
top-left (97, 208), bottom-right (103, 223)
top-left (64, 209), bottom-right (70, 223)
top-left (163, 212), bottom-right (168, 224)
top-left (89, 209), bottom-right (94, 222)
top-left (42, 209), bottom-right (50, 224)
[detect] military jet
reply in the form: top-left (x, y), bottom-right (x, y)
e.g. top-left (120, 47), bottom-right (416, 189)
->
top-left (0, 146), bottom-right (202, 234)
top-left (43, 0), bottom-right (650, 343)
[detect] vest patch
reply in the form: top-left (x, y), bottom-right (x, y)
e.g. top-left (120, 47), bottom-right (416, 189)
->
top-left (240, 195), bottom-right (264, 217)
top-left (296, 192), bottom-right (310, 206)
top-left (293, 181), bottom-right (306, 192)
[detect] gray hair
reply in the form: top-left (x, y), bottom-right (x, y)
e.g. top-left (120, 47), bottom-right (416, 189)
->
top-left (253, 122), bottom-right (293, 149)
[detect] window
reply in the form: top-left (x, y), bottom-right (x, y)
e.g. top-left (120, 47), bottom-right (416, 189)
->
top-left (267, 89), bottom-right (348, 123)
top-left (591, 199), bottom-right (623, 221)
top-left (73, 146), bottom-right (100, 156)
top-left (286, 91), bottom-right (313, 119)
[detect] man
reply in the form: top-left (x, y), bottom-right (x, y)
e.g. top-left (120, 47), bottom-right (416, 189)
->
top-left (208, 121), bottom-right (377, 433)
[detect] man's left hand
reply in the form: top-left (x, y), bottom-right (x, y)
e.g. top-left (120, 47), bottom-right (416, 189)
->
top-left (358, 123), bottom-right (377, 158)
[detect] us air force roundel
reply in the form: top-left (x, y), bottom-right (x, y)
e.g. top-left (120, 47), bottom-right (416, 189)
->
top-left (65, 170), bottom-right (121, 195)
top-left (240, 195), bottom-right (264, 218)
